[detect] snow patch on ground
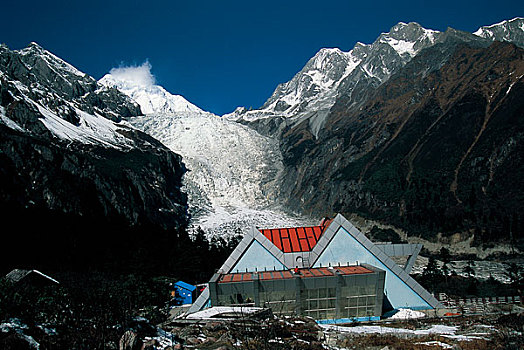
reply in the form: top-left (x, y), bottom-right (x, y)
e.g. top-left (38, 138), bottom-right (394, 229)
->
top-left (417, 340), bottom-right (452, 349)
top-left (320, 323), bottom-right (458, 335)
top-left (389, 308), bottom-right (425, 320)
top-left (186, 306), bottom-right (264, 319)
top-left (320, 323), bottom-right (485, 341)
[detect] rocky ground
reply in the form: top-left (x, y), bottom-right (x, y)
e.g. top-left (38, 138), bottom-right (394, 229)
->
top-left (138, 308), bottom-right (523, 350)
top-left (2, 298), bottom-right (523, 349)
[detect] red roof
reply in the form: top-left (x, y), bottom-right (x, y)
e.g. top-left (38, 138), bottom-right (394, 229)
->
top-left (259, 219), bottom-right (333, 253)
top-left (218, 265), bottom-right (373, 283)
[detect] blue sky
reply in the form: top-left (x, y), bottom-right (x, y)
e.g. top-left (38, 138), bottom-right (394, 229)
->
top-left (1, 0), bottom-right (522, 115)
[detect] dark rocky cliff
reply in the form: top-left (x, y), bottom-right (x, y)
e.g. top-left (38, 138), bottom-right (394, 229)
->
top-left (0, 43), bottom-right (188, 269)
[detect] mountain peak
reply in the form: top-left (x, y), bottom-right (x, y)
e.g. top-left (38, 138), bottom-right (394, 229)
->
top-left (27, 41), bottom-right (44, 51)
top-left (99, 72), bottom-right (208, 116)
top-left (379, 22), bottom-right (440, 55)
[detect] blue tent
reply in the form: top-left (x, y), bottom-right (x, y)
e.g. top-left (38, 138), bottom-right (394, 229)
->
top-left (174, 281), bottom-right (197, 305)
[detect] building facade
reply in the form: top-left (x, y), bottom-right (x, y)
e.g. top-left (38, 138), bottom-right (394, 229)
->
top-left (188, 214), bottom-right (442, 320)
top-left (209, 264), bottom-right (385, 321)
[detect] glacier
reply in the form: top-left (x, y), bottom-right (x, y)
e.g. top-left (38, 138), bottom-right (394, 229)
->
top-left (99, 71), bottom-right (315, 237)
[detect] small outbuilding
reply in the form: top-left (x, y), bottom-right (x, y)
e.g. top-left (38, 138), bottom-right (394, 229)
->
top-left (173, 281), bottom-right (197, 305)
top-left (4, 269), bottom-right (59, 286)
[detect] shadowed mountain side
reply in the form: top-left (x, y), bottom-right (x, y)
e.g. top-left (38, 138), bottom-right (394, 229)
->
top-left (277, 41), bottom-right (524, 247)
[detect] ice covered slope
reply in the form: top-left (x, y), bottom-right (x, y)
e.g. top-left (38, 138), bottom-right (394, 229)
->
top-left (99, 70), bottom-right (313, 236)
top-left (129, 112), bottom-right (313, 236)
top-left (0, 42), bottom-right (142, 149)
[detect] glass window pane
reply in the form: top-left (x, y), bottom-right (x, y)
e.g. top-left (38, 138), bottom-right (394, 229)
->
top-left (326, 309), bottom-right (336, 319)
top-left (348, 297), bottom-right (358, 307)
top-left (347, 307), bottom-right (358, 317)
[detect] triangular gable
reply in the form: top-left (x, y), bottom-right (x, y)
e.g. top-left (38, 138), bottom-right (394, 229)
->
top-left (310, 214), bottom-right (441, 310)
top-left (217, 226), bottom-right (286, 274)
top-left (189, 226), bottom-right (287, 314)
top-left (376, 243), bottom-right (422, 274)
top-left (230, 240), bottom-right (286, 273)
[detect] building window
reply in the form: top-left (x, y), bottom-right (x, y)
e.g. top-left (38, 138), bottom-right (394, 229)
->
top-left (260, 290), bottom-right (296, 315)
top-left (304, 288), bottom-right (336, 320)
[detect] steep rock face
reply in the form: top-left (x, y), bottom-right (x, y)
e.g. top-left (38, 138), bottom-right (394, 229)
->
top-left (278, 40), bottom-right (524, 245)
top-left (0, 43), bottom-right (188, 268)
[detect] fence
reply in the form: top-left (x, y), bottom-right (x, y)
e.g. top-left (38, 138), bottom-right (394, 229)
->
top-left (437, 293), bottom-right (521, 314)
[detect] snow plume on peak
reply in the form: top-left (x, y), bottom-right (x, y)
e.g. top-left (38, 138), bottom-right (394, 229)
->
top-left (99, 62), bottom-right (206, 116)
top-left (108, 61), bottom-right (156, 87)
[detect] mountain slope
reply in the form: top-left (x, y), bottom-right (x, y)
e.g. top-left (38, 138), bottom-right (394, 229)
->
top-left (0, 43), bottom-right (188, 268)
top-left (228, 18), bottom-right (524, 251)
top-left (278, 40), bottom-right (524, 248)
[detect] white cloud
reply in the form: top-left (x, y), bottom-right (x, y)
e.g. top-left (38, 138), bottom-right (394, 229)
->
top-left (109, 61), bottom-right (155, 87)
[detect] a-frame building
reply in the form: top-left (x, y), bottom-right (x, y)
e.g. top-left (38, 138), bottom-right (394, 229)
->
top-left (188, 213), bottom-right (441, 316)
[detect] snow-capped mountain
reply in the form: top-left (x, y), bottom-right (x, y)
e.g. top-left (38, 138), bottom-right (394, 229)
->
top-left (224, 22), bottom-right (440, 136)
top-left (225, 18), bottom-right (524, 139)
top-left (99, 71), bottom-right (206, 115)
top-left (0, 42), bottom-right (189, 270)
top-left (263, 18), bottom-right (524, 253)
top-left (474, 17), bottom-right (524, 48)
top-left (0, 42), bottom-right (143, 149)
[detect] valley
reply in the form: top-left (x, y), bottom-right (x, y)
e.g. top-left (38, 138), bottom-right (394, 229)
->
top-left (1, 15), bottom-right (524, 350)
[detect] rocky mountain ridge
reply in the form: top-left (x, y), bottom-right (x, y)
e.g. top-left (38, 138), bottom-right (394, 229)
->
top-left (474, 17), bottom-right (524, 48)
top-left (278, 40), bottom-right (524, 247)
top-left (226, 19), bottom-right (522, 138)
top-left (224, 22), bottom-right (443, 136)
top-left (0, 42), bottom-right (189, 268)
